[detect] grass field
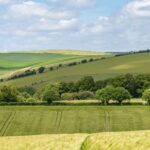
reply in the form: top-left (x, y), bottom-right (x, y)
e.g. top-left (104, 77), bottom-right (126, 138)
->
top-left (0, 50), bottom-right (106, 76)
top-left (0, 106), bottom-right (150, 136)
top-left (5, 52), bottom-right (150, 87)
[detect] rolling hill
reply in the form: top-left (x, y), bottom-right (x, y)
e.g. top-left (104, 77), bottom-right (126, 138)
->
top-left (4, 52), bottom-right (150, 88)
top-left (0, 50), bottom-right (108, 77)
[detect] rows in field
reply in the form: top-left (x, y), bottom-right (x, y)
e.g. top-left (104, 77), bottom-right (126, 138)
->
top-left (0, 107), bottom-right (150, 136)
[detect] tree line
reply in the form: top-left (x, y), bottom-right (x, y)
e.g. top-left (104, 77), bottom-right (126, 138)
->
top-left (1, 74), bottom-right (150, 105)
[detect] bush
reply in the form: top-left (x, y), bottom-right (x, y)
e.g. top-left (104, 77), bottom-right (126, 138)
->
top-left (49, 67), bottom-right (54, 71)
top-left (18, 86), bottom-right (36, 96)
top-left (61, 93), bottom-right (78, 100)
top-left (38, 67), bottom-right (45, 73)
top-left (142, 89), bottom-right (150, 105)
top-left (113, 87), bottom-right (131, 104)
top-left (67, 62), bottom-right (77, 67)
top-left (96, 86), bottom-right (115, 105)
top-left (0, 85), bottom-right (18, 102)
top-left (78, 91), bottom-right (95, 100)
top-left (42, 84), bottom-right (60, 104)
top-left (77, 76), bottom-right (95, 91)
top-left (81, 59), bottom-right (87, 64)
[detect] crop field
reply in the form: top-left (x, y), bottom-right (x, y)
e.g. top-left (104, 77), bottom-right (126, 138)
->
top-left (29, 49), bottom-right (107, 56)
top-left (0, 106), bottom-right (150, 136)
top-left (81, 131), bottom-right (150, 150)
top-left (5, 52), bottom-right (150, 87)
top-left (0, 51), bottom-right (105, 76)
top-left (0, 130), bottom-right (150, 150)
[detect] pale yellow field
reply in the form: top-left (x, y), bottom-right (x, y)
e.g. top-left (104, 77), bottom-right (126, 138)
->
top-left (29, 50), bottom-right (109, 56)
top-left (82, 131), bottom-right (150, 150)
top-left (0, 134), bottom-right (87, 150)
top-left (1, 131), bottom-right (150, 150)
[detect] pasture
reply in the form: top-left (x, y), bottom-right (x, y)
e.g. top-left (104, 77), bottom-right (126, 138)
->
top-left (5, 52), bottom-right (150, 87)
top-left (0, 106), bottom-right (150, 136)
top-left (0, 51), bottom-right (104, 76)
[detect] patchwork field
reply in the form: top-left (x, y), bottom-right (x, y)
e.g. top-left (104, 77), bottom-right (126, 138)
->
top-left (0, 106), bottom-right (150, 136)
top-left (5, 52), bottom-right (150, 87)
top-left (0, 50), bottom-right (106, 76)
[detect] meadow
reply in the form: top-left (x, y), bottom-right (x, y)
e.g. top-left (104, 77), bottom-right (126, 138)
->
top-left (0, 50), bottom-right (105, 76)
top-left (5, 52), bottom-right (150, 88)
top-left (0, 106), bottom-right (150, 136)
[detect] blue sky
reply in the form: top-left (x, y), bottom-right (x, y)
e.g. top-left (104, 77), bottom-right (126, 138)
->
top-left (0, 0), bottom-right (150, 52)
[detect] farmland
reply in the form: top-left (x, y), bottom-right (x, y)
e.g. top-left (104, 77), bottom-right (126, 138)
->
top-left (0, 50), bottom-right (107, 76)
top-left (0, 106), bottom-right (150, 136)
top-left (5, 52), bottom-right (150, 88)
top-left (0, 131), bottom-right (150, 150)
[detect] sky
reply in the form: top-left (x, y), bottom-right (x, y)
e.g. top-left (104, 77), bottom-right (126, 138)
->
top-left (0, 0), bottom-right (150, 52)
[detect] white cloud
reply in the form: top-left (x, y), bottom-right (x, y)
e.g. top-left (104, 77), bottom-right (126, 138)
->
top-left (0, 0), bottom-right (11, 5)
top-left (80, 16), bottom-right (109, 35)
top-left (125, 0), bottom-right (150, 17)
top-left (49, 0), bottom-right (96, 7)
top-left (9, 1), bottom-right (73, 19)
top-left (32, 18), bottom-right (78, 31)
top-left (68, 0), bottom-right (96, 7)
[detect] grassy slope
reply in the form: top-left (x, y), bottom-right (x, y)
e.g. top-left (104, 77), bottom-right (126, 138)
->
top-left (0, 131), bottom-right (150, 150)
top-left (0, 50), bottom-right (107, 76)
top-left (5, 52), bottom-right (150, 87)
top-left (0, 106), bottom-right (150, 136)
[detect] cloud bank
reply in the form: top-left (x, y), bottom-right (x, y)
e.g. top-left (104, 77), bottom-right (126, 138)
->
top-left (0, 0), bottom-right (149, 52)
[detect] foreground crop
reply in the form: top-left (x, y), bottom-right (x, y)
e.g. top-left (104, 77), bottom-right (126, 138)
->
top-left (0, 131), bottom-right (150, 150)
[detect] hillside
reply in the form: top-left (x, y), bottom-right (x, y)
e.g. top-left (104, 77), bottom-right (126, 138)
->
top-left (0, 131), bottom-right (150, 150)
top-left (5, 52), bottom-right (150, 87)
top-left (28, 49), bottom-right (107, 56)
top-left (0, 50), bottom-right (107, 77)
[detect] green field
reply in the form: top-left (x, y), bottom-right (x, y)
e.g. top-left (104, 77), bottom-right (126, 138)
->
top-left (0, 106), bottom-right (150, 150)
top-left (0, 106), bottom-right (150, 136)
top-left (5, 52), bottom-right (150, 87)
top-left (0, 50), bottom-right (106, 76)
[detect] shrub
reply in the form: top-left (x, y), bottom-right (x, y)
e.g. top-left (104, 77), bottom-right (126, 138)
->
top-left (113, 87), bottom-right (131, 104)
top-left (38, 67), bottom-right (45, 73)
top-left (49, 67), bottom-right (54, 71)
top-left (0, 85), bottom-right (18, 102)
top-left (78, 91), bottom-right (95, 100)
top-left (142, 89), bottom-right (150, 105)
top-left (88, 58), bottom-right (94, 62)
top-left (0, 79), bottom-right (4, 82)
top-left (61, 93), bottom-right (78, 100)
top-left (58, 64), bottom-right (62, 67)
top-left (96, 86), bottom-right (115, 105)
top-left (42, 84), bottom-right (60, 104)
top-left (18, 86), bottom-right (36, 96)
top-left (81, 59), bottom-right (87, 64)
top-left (77, 76), bottom-right (95, 91)
top-left (67, 62), bottom-right (77, 67)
